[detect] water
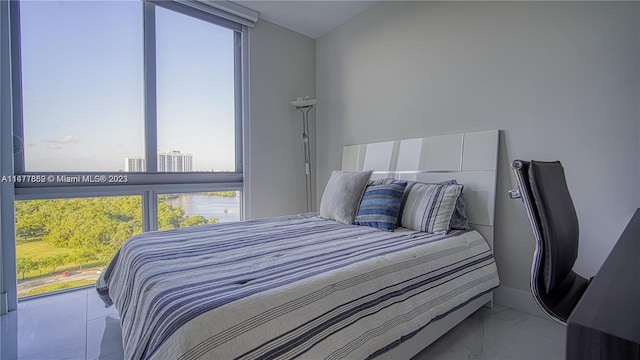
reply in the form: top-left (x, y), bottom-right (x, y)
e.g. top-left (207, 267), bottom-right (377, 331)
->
top-left (163, 193), bottom-right (240, 223)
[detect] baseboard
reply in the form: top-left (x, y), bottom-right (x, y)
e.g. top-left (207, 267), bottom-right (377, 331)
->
top-left (0, 292), bottom-right (7, 315)
top-left (493, 285), bottom-right (548, 319)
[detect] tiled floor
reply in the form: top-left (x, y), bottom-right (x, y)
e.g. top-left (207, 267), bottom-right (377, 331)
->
top-left (1, 288), bottom-right (123, 360)
top-left (413, 304), bottom-right (566, 360)
top-left (1, 288), bottom-right (565, 360)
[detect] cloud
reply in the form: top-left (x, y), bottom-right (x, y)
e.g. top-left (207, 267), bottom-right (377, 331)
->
top-left (47, 144), bottom-right (62, 150)
top-left (53, 135), bottom-right (76, 144)
top-left (42, 135), bottom-right (78, 144)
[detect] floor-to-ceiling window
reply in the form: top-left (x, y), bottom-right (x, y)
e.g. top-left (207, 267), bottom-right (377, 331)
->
top-left (7, 0), bottom-right (247, 299)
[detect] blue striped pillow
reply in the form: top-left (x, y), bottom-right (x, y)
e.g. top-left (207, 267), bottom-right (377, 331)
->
top-left (355, 180), bottom-right (407, 231)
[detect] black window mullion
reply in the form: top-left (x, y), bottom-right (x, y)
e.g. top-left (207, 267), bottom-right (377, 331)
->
top-left (143, 2), bottom-right (158, 174)
top-left (234, 30), bottom-right (243, 173)
top-left (145, 190), bottom-right (158, 232)
top-left (9, 0), bottom-right (24, 174)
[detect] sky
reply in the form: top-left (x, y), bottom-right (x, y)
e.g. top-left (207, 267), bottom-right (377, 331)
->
top-left (20, 0), bottom-right (236, 172)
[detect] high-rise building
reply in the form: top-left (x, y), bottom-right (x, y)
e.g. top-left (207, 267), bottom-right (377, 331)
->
top-left (158, 151), bottom-right (193, 172)
top-left (124, 157), bottom-right (146, 172)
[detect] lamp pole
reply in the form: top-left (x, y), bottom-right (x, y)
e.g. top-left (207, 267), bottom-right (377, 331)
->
top-left (290, 97), bottom-right (317, 213)
top-left (298, 105), bottom-right (313, 212)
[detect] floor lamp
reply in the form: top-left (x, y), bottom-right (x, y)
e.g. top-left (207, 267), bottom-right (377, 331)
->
top-left (290, 97), bottom-right (317, 213)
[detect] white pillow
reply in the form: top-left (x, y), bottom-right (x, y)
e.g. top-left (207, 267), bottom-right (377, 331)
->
top-left (319, 170), bottom-right (373, 224)
top-left (399, 182), bottom-right (463, 234)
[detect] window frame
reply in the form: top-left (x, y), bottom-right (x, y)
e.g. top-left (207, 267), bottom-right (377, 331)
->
top-left (2, 0), bottom-right (249, 306)
top-left (11, 0), bottom-right (244, 185)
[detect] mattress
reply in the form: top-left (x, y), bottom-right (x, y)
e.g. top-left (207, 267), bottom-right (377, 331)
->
top-left (96, 214), bottom-right (499, 359)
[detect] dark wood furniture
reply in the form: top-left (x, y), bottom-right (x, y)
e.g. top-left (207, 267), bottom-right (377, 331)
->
top-left (566, 209), bottom-right (640, 359)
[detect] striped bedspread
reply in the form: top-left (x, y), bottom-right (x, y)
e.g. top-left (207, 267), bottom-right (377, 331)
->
top-left (97, 214), bottom-right (499, 360)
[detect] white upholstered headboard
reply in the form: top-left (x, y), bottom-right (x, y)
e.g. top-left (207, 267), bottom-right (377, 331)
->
top-left (341, 130), bottom-right (500, 249)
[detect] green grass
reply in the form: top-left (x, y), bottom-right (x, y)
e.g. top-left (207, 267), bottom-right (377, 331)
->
top-left (25, 280), bottom-right (96, 297)
top-left (16, 239), bottom-right (109, 281)
top-left (17, 238), bottom-right (75, 260)
top-left (17, 261), bottom-right (108, 282)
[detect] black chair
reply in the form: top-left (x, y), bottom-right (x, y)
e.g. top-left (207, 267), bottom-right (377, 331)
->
top-left (509, 160), bottom-right (590, 324)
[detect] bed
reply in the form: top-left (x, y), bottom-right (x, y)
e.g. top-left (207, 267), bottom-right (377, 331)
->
top-left (97, 130), bottom-right (501, 360)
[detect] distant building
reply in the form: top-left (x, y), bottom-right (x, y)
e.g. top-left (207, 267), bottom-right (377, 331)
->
top-left (124, 157), bottom-right (146, 172)
top-left (124, 153), bottom-right (192, 172)
top-left (158, 151), bottom-right (193, 172)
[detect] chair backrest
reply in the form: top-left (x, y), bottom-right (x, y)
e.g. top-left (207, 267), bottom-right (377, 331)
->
top-left (527, 161), bottom-right (579, 293)
top-left (511, 160), bottom-right (588, 323)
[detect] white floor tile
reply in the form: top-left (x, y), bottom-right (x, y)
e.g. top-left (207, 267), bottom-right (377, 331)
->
top-left (87, 289), bottom-right (118, 322)
top-left (18, 290), bottom-right (88, 336)
top-left (2, 289), bottom-right (567, 360)
top-left (413, 306), bottom-right (566, 360)
top-left (18, 320), bottom-right (87, 360)
top-left (85, 315), bottom-right (124, 360)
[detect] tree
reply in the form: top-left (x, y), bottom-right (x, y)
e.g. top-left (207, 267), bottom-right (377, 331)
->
top-left (158, 201), bottom-right (184, 230)
top-left (34, 260), bottom-right (43, 275)
top-left (14, 196), bottom-right (195, 284)
top-left (16, 257), bottom-right (36, 281)
top-left (15, 200), bottom-right (47, 241)
top-left (73, 249), bottom-right (97, 270)
top-left (181, 215), bottom-right (208, 228)
top-left (43, 254), bottom-right (67, 273)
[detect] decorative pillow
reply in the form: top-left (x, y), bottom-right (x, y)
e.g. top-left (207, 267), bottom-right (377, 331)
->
top-left (435, 180), bottom-right (469, 230)
top-left (355, 180), bottom-right (407, 231)
top-left (449, 191), bottom-right (469, 230)
top-left (369, 178), bottom-right (395, 186)
top-left (319, 170), bottom-right (373, 224)
top-left (399, 182), bottom-right (463, 234)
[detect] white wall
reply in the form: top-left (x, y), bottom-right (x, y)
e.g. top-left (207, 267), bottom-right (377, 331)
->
top-left (247, 19), bottom-right (316, 219)
top-left (316, 1), bottom-right (639, 311)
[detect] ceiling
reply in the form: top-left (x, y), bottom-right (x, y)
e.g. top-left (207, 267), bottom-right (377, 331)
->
top-left (234, 1), bottom-right (379, 39)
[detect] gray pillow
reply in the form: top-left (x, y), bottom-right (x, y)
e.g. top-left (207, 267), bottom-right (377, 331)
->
top-left (319, 170), bottom-right (373, 224)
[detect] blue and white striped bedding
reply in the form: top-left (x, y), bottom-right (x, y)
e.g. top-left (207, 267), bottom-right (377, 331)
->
top-left (97, 214), bottom-right (499, 360)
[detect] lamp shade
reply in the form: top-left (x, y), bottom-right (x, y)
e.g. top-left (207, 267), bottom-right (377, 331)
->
top-left (290, 97), bottom-right (317, 108)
